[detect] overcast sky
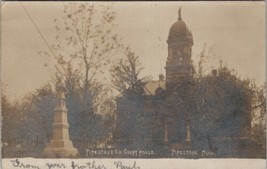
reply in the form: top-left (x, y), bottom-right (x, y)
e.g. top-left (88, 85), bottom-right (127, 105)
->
top-left (1, 1), bottom-right (265, 100)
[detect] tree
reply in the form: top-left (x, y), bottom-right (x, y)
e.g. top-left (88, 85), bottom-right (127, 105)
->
top-left (1, 94), bottom-right (23, 157)
top-left (188, 64), bottom-right (257, 156)
top-left (20, 84), bottom-right (55, 155)
top-left (250, 83), bottom-right (266, 145)
top-left (111, 48), bottom-right (150, 146)
top-left (1, 93), bottom-right (19, 146)
top-left (2, 84), bottom-right (56, 157)
top-left (40, 3), bottom-right (123, 114)
top-left (52, 3), bottom-right (121, 89)
top-left (38, 3), bottom-right (124, 151)
top-left (111, 48), bottom-right (150, 98)
top-left (53, 62), bottom-right (115, 151)
top-left (160, 43), bottom-right (267, 157)
top-left (180, 44), bottom-right (265, 154)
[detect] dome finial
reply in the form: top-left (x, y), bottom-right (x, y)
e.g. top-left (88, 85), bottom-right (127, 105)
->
top-left (178, 6), bottom-right (182, 20)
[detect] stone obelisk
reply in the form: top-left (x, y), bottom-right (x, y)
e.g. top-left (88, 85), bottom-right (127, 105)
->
top-left (43, 86), bottom-right (78, 157)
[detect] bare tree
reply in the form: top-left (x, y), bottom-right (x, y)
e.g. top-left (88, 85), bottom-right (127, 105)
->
top-left (37, 3), bottom-right (124, 151)
top-left (111, 47), bottom-right (150, 97)
top-left (40, 3), bottom-right (123, 103)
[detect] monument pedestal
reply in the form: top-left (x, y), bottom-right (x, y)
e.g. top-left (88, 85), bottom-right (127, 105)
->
top-left (43, 145), bottom-right (78, 158)
top-left (43, 86), bottom-right (78, 158)
top-left (43, 130), bottom-right (79, 157)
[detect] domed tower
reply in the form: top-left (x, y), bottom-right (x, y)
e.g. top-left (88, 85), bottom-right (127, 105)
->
top-left (165, 7), bottom-right (194, 94)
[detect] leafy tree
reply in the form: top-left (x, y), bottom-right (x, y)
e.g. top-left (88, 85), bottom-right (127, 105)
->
top-left (172, 44), bottom-right (267, 156)
top-left (2, 97), bottom-right (24, 157)
top-left (155, 44), bottom-right (264, 154)
top-left (250, 83), bottom-right (266, 145)
top-left (2, 84), bottom-right (55, 157)
top-left (188, 66), bottom-right (257, 156)
top-left (1, 93), bottom-right (20, 146)
top-left (20, 84), bottom-right (55, 153)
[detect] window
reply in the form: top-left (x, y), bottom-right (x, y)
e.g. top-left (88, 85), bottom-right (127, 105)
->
top-left (178, 57), bottom-right (183, 65)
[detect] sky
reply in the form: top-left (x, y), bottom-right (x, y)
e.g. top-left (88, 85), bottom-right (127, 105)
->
top-left (1, 1), bottom-right (265, 100)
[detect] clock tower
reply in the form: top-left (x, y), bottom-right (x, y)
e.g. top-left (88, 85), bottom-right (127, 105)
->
top-left (165, 8), bottom-right (194, 95)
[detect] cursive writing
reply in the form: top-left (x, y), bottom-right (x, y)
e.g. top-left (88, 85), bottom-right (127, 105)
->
top-left (46, 162), bottom-right (66, 169)
top-left (71, 161), bottom-right (106, 169)
top-left (10, 159), bottom-right (40, 169)
top-left (114, 161), bottom-right (140, 169)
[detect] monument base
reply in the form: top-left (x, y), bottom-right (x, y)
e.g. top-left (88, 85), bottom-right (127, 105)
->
top-left (43, 140), bottom-right (79, 158)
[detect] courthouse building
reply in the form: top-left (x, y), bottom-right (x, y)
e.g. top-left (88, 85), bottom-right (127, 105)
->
top-left (114, 9), bottom-right (194, 149)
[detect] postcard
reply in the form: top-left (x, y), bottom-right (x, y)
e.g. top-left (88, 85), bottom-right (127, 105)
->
top-left (1, 1), bottom-right (266, 169)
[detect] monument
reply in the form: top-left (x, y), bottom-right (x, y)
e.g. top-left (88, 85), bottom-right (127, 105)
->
top-left (43, 85), bottom-right (78, 157)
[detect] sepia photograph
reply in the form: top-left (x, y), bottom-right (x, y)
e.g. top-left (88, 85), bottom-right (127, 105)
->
top-left (1, 1), bottom-right (266, 168)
